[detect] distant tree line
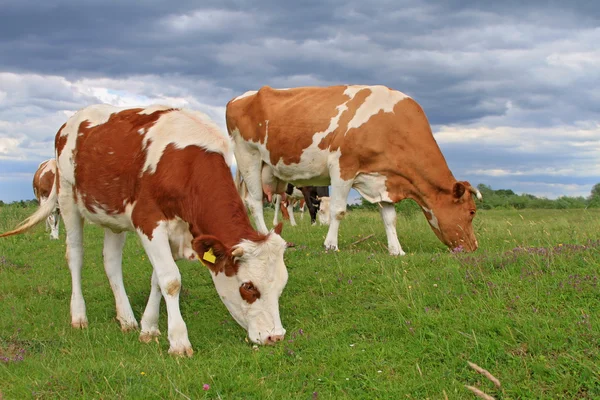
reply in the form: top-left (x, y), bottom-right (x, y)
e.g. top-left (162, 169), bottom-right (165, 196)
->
top-left (2, 183), bottom-right (600, 211)
top-left (351, 183), bottom-right (600, 212)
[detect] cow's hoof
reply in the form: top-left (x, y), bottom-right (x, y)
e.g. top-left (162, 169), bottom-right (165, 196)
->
top-left (119, 319), bottom-right (139, 332)
top-left (389, 249), bottom-right (406, 256)
top-left (139, 329), bottom-right (161, 343)
top-left (168, 345), bottom-right (194, 357)
top-left (324, 243), bottom-right (338, 252)
top-left (71, 318), bottom-right (88, 329)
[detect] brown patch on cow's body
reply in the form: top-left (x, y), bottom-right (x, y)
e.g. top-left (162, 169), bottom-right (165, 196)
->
top-left (73, 108), bottom-right (171, 217)
top-left (139, 144), bottom-right (266, 247)
top-left (55, 123), bottom-right (68, 157)
top-left (239, 281), bottom-right (261, 304)
top-left (166, 280), bottom-right (181, 296)
top-left (226, 86), bottom-right (349, 166)
top-left (32, 160), bottom-right (56, 200)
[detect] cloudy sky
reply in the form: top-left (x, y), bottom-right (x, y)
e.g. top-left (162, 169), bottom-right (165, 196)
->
top-left (0, 0), bottom-right (599, 202)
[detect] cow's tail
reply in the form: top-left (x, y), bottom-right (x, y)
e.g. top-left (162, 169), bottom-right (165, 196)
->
top-left (0, 173), bottom-right (59, 238)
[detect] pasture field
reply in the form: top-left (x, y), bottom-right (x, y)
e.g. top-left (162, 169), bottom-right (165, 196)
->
top-left (0, 204), bottom-right (599, 399)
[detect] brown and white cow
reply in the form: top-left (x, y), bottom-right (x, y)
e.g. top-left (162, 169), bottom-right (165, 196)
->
top-left (1, 104), bottom-right (289, 356)
top-left (226, 85), bottom-right (481, 255)
top-left (33, 159), bottom-right (60, 239)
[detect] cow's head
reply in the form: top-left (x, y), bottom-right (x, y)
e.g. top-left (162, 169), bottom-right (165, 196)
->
top-left (421, 181), bottom-right (481, 252)
top-left (192, 224), bottom-right (288, 345)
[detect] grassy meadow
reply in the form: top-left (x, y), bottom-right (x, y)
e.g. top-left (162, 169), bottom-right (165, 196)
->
top-left (0, 204), bottom-right (599, 399)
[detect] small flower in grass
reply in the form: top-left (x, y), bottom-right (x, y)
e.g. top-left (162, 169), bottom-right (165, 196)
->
top-left (203, 384), bottom-right (210, 391)
top-left (452, 245), bottom-right (464, 254)
top-left (140, 372), bottom-right (146, 376)
top-left (433, 283), bottom-right (438, 288)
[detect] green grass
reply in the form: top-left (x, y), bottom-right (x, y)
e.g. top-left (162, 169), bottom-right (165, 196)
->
top-left (1, 205), bottom-right (599, 399)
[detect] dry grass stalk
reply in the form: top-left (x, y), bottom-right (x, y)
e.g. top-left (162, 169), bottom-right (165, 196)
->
top-left (467, 361), bottom-right (502, 388)
top-left (350, 233), bottom-right (375, 246)
top-left (465, 385), bottom-right (495, 400)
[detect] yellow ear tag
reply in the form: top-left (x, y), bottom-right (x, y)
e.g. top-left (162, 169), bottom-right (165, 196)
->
top-left (203, 248), bottom-right (216, 264)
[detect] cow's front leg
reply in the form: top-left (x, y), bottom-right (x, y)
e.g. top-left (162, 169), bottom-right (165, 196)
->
top-left (236, 150), bottom-right (269, 234)
top-left (137, 222), bottom-right (193, 357)
top-left (379, 202), bottom-right (405, 256)
top-left (323, 178), bottom-right (353, 251)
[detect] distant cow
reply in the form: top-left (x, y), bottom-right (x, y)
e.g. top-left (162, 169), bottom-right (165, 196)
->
top-left (226, 85), bottom-right (481, 255)
top-left (285, 184), bottom-right (330, 226)
top-left (1, 105), bottom-right (289, 356)
top-left (33, 159), bottom-right (60, 239)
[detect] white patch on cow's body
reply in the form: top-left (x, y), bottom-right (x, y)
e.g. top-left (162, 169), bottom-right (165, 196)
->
top-left (422, 207), bottom-right (440, 231)
top-left (38, 159), bottom-right (55, 177)
top-left (208, 232), bottom-right (287, 344)
top-left (142, 108), bottom-right (233, 173)
top-left (139, 105), bottom-right (173, 114)
top-left (352, 172), bottom-right (393, 203)
top-left (232, 90), bottom-right (258, 102)
top-left (345, 86), bottom-right (409, 133)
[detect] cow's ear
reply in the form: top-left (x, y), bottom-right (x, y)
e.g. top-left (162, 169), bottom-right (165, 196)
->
top-left (192, 235), bottom-right (236, 275)
top-left (273, 222), bottom-right (283, 235)
top-left (452, 182), bottom-right (466, 199)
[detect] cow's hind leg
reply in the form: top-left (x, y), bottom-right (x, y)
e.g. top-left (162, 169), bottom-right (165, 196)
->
top-left (103, 229), bottom-right (139, 331)
top-left (137, 222), bottom-right (193, 357)
top-left (59, 187), bottom-right (87, 328)
top-left (273, 194), bottom-right (281, 226)
top-left (48, 207), bottom-right (60, 240)
top-left (139, 270), bottom-right (162, 343)
top-left (380, 202), bottom-right (405, 256)
top-left (287, 200), bottom-right (297, 226)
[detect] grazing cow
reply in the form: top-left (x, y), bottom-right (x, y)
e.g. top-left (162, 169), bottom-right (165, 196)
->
top-left (226, 85), bottom-right (481, 255)
top-left (1, 104), bottom-right (289, 356)
top-left (33, 159), bottom-right (61, 239)
top-left (290, 184), bottom-right (330, 226)
top-left (275, 184), bottom-right (330, 227)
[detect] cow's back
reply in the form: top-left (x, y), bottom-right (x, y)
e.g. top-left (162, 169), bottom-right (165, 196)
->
top-left (55, 104), bottom-right (232, 232)
top-left (228, 85), bottom-right (452, 201)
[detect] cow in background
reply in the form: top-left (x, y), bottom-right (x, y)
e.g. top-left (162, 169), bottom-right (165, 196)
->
top-left (227, 85), bottom-right (481, 255)
top-left (1, 104), bottom-right (289, 356)
top-left (33, 159), bottom-right (61, 239)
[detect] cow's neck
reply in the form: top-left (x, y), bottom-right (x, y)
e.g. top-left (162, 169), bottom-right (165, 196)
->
top-left (400, 148), bottom-right (457, 212)
top-left (174, 153), bottom-right (264, 248)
